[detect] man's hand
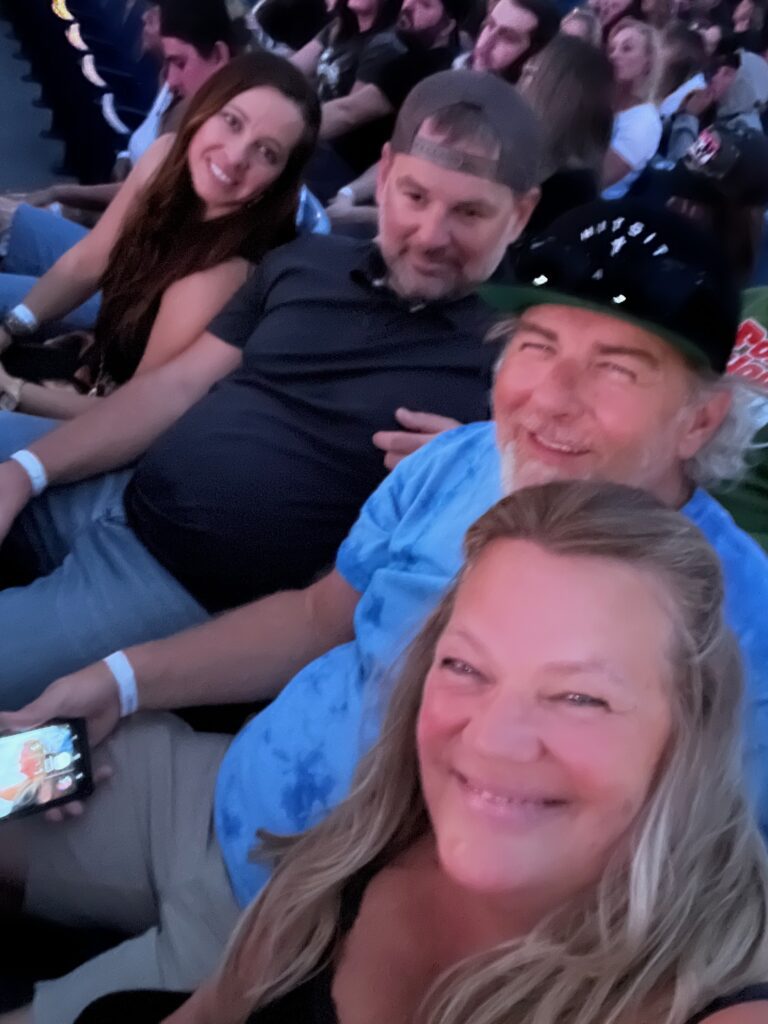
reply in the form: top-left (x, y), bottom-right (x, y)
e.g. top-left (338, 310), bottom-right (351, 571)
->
top-left (326, 191), bottom-right (361, 226)
top-left (0, 660), bottom-right (121, 749)
top-left (373, 407), bottom-right (461, 470)
top-left (0, 661), bottom-right (120, 820)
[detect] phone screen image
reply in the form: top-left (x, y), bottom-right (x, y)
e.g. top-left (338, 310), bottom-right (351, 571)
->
top-left (0, 719), bottom-right (93, 823)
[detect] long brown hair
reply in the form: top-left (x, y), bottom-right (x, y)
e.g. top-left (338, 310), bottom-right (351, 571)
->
top-left (210, 481), bottom-right (768, 1024)
top-left (521, 34), bottom-right (614, 176)
top-left (95, 51), bottom-right (320, 385)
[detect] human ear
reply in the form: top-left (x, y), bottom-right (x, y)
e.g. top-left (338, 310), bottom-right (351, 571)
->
top-left (504, 186), bottom-right (540, 245)
top-left (676, 384), bottom-right (732, 460)
top-left (375, 143), bottom-right (394, 208)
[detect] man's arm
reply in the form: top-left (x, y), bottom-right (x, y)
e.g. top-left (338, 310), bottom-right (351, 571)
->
top-left (331, 161), bottom-right (380, 204)
top-left (22, 331), bottom-right (239, 482)
top-left (0, 569), bottom-right (361, 745)
top-left (132, 568), bottom-right (359, 708)
top-left (19, 182), bottom-right (122, 212)
top-left (320, 83), bottom-right (394, 141)
top-left (291, 37), bottom-right (323, 76)
top-left (49, 182), bottom-right (122, 211)
top-left (0, 332), bottom-right (241, 543)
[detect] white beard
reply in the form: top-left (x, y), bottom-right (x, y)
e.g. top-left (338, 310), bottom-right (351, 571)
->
top-left (499, 441), bottom-right (584, 496)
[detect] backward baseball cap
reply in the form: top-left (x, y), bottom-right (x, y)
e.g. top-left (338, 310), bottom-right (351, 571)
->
top-left (390, 69), bottom-right (544, 193)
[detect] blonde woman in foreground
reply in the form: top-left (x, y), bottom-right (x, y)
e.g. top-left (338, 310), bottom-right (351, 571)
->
top-left (76, 482), bottom-right (768, 1024)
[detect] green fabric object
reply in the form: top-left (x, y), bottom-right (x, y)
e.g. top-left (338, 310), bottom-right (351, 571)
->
top-left (711, 287), bottom-right (768, 551)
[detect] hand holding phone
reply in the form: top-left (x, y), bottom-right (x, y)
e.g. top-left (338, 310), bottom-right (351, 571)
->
top-left (0, 719), bottom-right (93, 823)
top-left (0, 659), bottom-right (122, 750)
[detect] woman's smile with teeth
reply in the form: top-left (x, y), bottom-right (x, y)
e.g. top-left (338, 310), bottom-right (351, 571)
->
top-left (209, 160), bottom-right (234, 186)
top-left (453, 771), bottom-right (566, 822)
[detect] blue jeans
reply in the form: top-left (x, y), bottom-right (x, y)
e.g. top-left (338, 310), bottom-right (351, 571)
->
top-left (0, 412), bottom-right (208, 709)
top-left (0, 205), bottom-right (101, 329)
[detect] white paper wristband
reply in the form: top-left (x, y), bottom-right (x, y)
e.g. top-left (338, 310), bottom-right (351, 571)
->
top-left (10, 303), bottom-right (39, 332)
top-left (9, 449), bottom-right (48, 496)
top-left (103, 650), bottom-right (139, 717)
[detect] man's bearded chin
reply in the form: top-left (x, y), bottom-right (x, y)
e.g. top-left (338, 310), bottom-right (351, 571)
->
top-left (499, 441), bottom-right (581, 496)
top-left (396, 14), bottom-right (418, 41)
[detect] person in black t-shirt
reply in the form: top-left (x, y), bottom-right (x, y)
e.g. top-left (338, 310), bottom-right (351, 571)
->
top-left (0, 71), bottom-right (544, 712)
top-left (290, 0), bottom-right (402, 103)
top-left (305, 0), bottom-right (474, 200)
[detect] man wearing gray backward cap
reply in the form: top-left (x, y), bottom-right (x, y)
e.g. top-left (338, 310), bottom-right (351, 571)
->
top-left (0, 70), bottom-right (542, 1023)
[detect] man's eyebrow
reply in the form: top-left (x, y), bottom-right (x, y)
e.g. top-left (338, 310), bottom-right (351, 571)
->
top-left (396, 175), bottom-right (428, 193)
top-left (515, 319), bottom-right (558, 342)
top-left (595, 343), bottom-right (661, 368)
top-left (454, 197), bottom-right (497, 212)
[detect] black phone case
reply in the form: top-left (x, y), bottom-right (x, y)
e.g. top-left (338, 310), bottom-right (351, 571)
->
top-left (0, 717), bottom-right (94, 824)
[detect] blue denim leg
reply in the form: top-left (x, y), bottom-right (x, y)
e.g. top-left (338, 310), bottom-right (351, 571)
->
top-left (0, 413), bottom-right (209, 708)
top-left (1, 205), bottom-right (101, 327)
top-left (4, 205), bottom-right (90, 276)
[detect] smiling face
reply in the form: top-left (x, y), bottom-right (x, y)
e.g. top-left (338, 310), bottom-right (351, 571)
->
top-left (186, 85), bottom-right (306, 218)
top-left (376, 129), bottom-right (537, 301)
top-left (417, 539), bottom-right (673, 899)
top-left (472, 0), bottom-right (539, 75)
top-left (608, 25), bottom-right (650, 88)
top-left (492, 305), bottom-right (729, 504)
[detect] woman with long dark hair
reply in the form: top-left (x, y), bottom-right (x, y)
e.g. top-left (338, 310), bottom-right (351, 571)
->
top-left (518, 34), bottom-right (614, 231)
top-left (0, 51), bottom-right (321, 418)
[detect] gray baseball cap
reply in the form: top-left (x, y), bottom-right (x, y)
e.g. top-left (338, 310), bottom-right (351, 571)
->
top-left (390, 69), bottom-right (544, 193)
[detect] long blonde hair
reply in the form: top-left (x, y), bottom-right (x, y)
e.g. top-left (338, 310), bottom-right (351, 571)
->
top-left (609, 17), bottom-right (663, 103)
top-left (214, 481), bottom-right (768, 1024)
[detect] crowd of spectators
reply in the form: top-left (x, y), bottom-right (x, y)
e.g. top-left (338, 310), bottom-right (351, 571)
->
top-left (0, 0), bottom-right (767, 1021)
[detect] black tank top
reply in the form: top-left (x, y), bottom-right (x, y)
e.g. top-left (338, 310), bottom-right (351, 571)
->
top-left (75, 871), bottom-right (768, 1024)
top-left (74, 974), bottom-right (768, 1024)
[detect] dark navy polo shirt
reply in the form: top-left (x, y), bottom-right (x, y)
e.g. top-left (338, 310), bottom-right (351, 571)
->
top-left (124, 234), bottom-right (497, 612)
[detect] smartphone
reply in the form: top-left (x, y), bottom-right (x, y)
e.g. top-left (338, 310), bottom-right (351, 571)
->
top-left (0, 718), bottom-right (93, 823)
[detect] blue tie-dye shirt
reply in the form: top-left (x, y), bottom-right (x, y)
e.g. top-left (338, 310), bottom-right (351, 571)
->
top-left (214, 421), bottom-right (768, 907)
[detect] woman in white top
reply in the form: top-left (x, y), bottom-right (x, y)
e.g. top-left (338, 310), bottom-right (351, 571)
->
top-left (603, 18), bottom-right (663, 198)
